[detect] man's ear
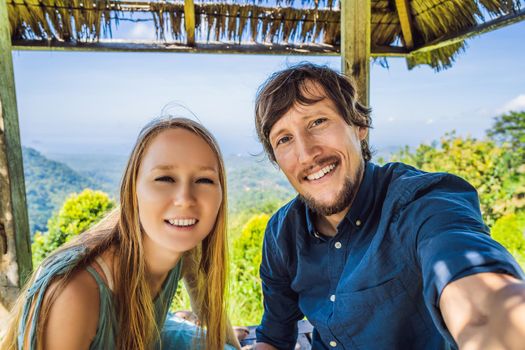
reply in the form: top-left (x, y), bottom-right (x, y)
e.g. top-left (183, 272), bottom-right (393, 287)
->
top-left (358, 126), bottom-right (368, 141)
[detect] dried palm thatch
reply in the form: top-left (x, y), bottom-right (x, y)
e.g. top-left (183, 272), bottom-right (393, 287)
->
top-left (5, 0), bottom-right (524, 70)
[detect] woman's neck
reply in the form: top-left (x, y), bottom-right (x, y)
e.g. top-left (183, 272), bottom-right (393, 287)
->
top-left (142, 237), bottom-right (182, 297)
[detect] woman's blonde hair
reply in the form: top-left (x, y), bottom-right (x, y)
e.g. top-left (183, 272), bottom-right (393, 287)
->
top-left (1, 117), bottom-right (229, 350)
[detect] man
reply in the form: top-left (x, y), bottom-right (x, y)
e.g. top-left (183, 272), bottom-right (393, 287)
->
top-left (253, 63), bottom-right (525, 350)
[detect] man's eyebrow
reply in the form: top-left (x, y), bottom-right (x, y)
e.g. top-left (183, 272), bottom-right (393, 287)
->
top-left (269, 127), bottom-right (287, 143)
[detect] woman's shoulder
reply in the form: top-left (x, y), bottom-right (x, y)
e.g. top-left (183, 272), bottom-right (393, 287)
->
top-left (40, 263), bottom-right (101, 349)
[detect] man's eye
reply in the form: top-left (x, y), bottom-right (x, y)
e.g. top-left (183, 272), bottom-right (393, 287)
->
top-left (312, 118), bottom-right (327, 127)
top-left (197, 178), bottom-right (215, 184)
top-left (155, 176), bottom-right (174, 183)
top-left (276, 136), bottom-right (291, 146)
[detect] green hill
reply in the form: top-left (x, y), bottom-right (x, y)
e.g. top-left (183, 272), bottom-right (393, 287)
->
top-left (22, 147), bottom-right (110, 234)
top-left (225, 155), bottom-right (295, 215)
top-left (21, 149), bottom-right (295, 236)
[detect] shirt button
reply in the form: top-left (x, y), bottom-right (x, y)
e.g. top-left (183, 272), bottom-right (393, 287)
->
top-left (330, 294), bottom-right (336, 302)
top-left (334, 242), bottom-right (342, 249)
top-left (356, 219), bottom-right (362, 226)
top-left (330, 341), bottom-right (337, 347)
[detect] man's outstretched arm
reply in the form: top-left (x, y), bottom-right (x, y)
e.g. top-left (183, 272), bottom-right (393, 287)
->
top-left (254, 342), bottom-right (278, 350)
top-left (440, 272), bottom-right (525, 350)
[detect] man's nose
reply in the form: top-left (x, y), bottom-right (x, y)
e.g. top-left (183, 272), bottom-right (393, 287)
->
top-left (295, 133), bottom-right (320, 165)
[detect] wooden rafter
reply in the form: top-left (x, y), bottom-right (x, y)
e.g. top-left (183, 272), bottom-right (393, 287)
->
top-left (184, 0), bottom-right (196, 46)
top-left (12, 39), bottom-right (410, 57)
top-left (395, 0), bottom-right (415, 49)
top-left (412, 7), bottom-right (525, 54)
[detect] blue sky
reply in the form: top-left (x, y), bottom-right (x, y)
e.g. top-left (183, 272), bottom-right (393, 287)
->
top-left (12, 20), bottom-right (525, 159)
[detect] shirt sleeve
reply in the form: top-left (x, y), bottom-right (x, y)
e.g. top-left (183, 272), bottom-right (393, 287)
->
top-left (404, 174), bottom-right (524, 345)
top-left (255, 219), bottom-right (304, 349)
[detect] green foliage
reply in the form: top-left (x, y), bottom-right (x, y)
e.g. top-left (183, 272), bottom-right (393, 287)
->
top-left (390, 132), bottom-right (519, 226)
top-left (492, 212), bottom-right (525, 267)
top-left (32, 189), bottom-right (115, 266)
top-left (487, 110), bottom-right (525, 162)
top-left (229, 214), bottom-right (270, 326)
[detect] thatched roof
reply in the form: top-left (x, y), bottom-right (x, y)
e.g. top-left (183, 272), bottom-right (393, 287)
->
top-left (6, 0), bottom-right (524, 70)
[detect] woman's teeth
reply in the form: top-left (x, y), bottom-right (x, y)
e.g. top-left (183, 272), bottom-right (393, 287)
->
top-left (167, 218), bottom-right (197, 226)
top-left (306, 164), bottom-right (336, 181)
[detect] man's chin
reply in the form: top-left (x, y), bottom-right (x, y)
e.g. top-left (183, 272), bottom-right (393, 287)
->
top-left (299, 194), bottom-right (349, 217)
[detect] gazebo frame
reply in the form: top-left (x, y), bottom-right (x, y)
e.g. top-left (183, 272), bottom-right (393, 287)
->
top-left (0, 0), bottom-right (524, 324)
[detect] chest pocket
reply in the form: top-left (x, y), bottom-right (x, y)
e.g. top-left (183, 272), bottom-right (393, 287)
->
top-left (328, 274), bottom-right (431, 350)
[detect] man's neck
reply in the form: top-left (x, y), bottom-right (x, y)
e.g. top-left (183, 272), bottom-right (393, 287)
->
top-left (314, 207), bottom-right (349, 237)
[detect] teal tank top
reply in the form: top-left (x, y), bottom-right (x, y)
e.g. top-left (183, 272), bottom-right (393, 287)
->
top-left (18, 245), bottom-right (182, 350)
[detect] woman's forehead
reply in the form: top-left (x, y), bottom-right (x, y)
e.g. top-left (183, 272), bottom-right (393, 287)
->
top-left (140, 128), bottom-right (220, 172)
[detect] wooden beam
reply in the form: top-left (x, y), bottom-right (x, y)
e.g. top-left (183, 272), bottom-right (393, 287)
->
top-left (394, 0), bottom-right (415, 49)
top-left (12, 39), bottom-right (409, 57)
top-left (412, 7), bottom-right (525, 54)
top-left (0, 0), bottom-right (33, 323)
top-left (12, 39), bottom-right (342, 55)
top-left (341, 0), bottom-right (371, 106)
top-left (184, 0), bottom-right (196, 46)
top-left (372, 45), bottom-right (408, 57)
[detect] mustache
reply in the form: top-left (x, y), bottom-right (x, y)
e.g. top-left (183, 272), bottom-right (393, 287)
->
top-left (299, 156), bottom-right (339, 179)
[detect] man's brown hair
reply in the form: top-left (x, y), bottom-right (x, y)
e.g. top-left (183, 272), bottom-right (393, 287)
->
top-left (255, 62), bottom-right (372, 162)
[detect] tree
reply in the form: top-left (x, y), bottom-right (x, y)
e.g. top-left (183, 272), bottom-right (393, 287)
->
top-left (487, 110), bottom-right (525, 162)
top-left (32, 189), bottom-right (115, 266)
top-left (491, 212), bottom-right (525, 268)
top-left (390, 132), bottom-right (516, 226)
top-left (229, 214), bottom-right (270, 326)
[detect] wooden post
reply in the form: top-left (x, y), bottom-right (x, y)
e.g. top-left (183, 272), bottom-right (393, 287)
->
top-left (340, 0), bottom-right (371, 107)
top-left (184, 0), bottom-right (196, 46)
top-left (0, 0), bottom-right (33, 325)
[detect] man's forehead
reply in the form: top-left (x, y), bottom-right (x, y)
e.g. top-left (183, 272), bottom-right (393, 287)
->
top-left (299, 79), bottom-right (329, 99)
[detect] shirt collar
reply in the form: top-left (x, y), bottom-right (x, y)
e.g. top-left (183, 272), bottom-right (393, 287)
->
top-left (305, 161), bottom-right (376, 239)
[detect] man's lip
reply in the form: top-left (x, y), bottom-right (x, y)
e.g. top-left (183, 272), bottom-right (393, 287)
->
top-left (301, 160), bottom-right (339, 181)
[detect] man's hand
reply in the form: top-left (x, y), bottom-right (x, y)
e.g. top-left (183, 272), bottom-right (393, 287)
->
top-left (440, 272), bottom-right (525, 350)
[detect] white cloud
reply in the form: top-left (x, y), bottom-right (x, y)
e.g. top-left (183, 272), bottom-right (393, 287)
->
top-left (497, 94), bottom-right (525, 114)
top-left (425, 118), bottom-right (434, 125)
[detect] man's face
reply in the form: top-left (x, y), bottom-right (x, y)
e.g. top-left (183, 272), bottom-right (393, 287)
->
top-left (268, 82), bottom-right (367, 216)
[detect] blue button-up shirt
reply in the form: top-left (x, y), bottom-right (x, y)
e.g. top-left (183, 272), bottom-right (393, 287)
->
top-left (256, 162), bottom-right (524, 350)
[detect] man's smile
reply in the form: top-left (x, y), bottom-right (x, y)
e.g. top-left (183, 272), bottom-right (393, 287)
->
top-left (305, 162), bottom-right (337, 181)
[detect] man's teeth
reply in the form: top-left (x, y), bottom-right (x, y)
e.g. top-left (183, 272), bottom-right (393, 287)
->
top-left (168, 219), bottom-right (197, 226)
top-left (306, 164), bottom-right (336, 181)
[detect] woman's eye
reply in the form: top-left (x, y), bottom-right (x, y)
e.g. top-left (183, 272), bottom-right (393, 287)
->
top-left (197, 178), bottom-right (215, 184)
top-left (312, 118), bottom-right (326, 127)
top-left (155, 176), bottom-right (174, 183)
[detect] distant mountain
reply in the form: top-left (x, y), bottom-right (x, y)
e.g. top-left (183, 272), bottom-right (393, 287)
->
top-left (22, 147), bottom-right (110, 234)
top-left (22, 149), bottom-right (296, 235)
top-left (48, 152), bottom-right (297, 213)
top-left (225, 155), bottom-right (295, 214)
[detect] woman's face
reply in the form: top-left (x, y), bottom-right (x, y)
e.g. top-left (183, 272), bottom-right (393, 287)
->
top-left (136, 128), bottom-right (222, 260)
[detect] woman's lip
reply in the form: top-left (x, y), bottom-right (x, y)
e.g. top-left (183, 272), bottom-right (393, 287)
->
top-left (164, 220), bottom-right (197, 231)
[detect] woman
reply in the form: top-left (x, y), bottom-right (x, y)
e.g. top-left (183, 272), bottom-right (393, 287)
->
top-left (2, 117), bottom-right (241, 350)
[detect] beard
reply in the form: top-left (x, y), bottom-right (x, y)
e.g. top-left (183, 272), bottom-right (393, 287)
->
top-left (299, 160), bottom-right (364, 217)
